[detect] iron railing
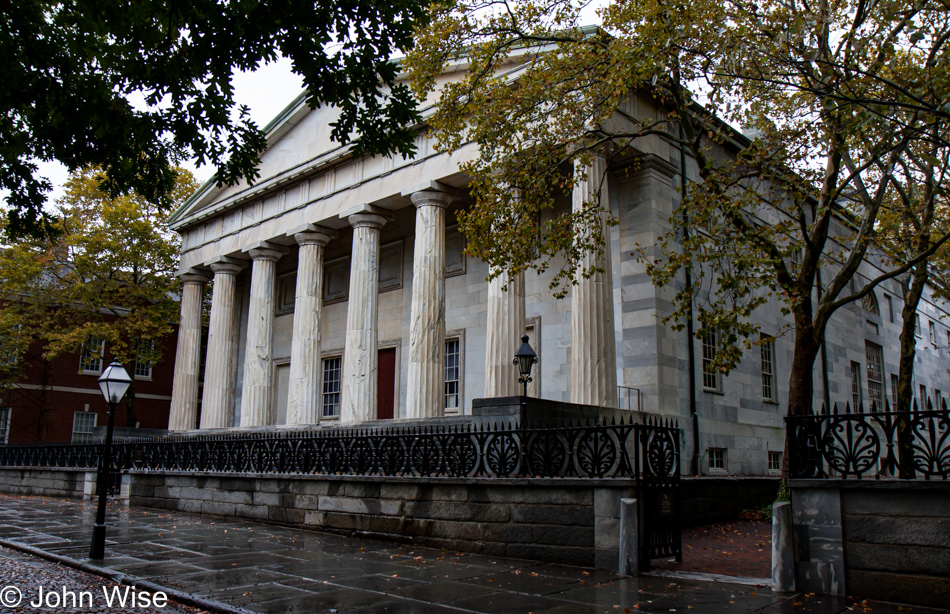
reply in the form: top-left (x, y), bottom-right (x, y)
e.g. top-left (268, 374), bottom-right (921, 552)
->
top-left (0, 416), bottom-right (680, 481)
top-left (787, 399), bottom-right (950, 480)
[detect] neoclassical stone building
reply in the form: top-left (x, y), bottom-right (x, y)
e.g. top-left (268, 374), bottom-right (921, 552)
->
top-left (166, 79), bottom-right (950, 475)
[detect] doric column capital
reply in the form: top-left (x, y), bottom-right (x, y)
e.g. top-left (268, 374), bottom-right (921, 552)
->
top-left (287, 223), bottom-right (337, 247)
top-left (206, 256), bottom-right (245, 276)
top-left (340, 204), bottom-right (391, 230)
top-left (402, 180), bottom-right (456, 209)
top-left (176, 268), bottom-right (212, 285)
top-left (243, 241), bottom-right (289, 262)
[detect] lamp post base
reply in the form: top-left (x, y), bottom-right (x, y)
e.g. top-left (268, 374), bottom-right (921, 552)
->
top-left (89, 523), bottom-right (106, 559)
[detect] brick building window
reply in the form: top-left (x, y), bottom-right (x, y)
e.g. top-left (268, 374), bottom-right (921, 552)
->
top-left (72, 412), bottom-right (97, 443)
top-left (0, 407), bottom-right (10, 444)
top-left (133, 339), bottom-right (155, 379)
top-left (444, 338), bottom-right (461, 412)
top-left (79, 338), bottom-right (105, 374)
top-left (322, 357), bottom-right (342, 418)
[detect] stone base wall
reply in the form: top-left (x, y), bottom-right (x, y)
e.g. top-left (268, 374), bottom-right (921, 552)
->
top-left (681, 477), bottom-right (780, 527)
top-left (129, 472), bottom-right (638, 568)
top-left (0, 468), bottom-right (95, 499)
top-left (790, 480), bottom-right (950, 608)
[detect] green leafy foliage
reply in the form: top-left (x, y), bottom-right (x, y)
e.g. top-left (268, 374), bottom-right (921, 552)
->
top-left (1, 0), bottom-right (431, 236)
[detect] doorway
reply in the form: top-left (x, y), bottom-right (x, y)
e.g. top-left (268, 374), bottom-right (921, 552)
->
top-left (377, 348), bottom-right (396, 420)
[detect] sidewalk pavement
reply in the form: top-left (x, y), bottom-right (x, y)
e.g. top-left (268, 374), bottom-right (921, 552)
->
top-left (0, 493), bottom-right (945, 614)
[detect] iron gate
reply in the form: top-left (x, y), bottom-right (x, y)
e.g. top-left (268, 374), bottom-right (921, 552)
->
top-left (638, 422), bottom-right (682, 570)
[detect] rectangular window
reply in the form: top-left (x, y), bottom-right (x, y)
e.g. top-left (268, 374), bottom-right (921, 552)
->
top-left (276, 272), bottom-right (297, 312)
top-left (79, 338), bottom-right (105, 374)
top-left (850, 361), bottom-right (863, 410)
top-left (929, 321), bottom-right (937, 345)
top-left (133, 339), bottom-right (155, 379)
top-left (915, 315), bottom-right (922, 337)
top-left (0, 407), bottom-right (10, 444)
top-left (444, 338), bottom-right (461, 412)
top-left (920, 384), bottom-right (928, 411)
top-left (936, 389), bottom-right (943, 412)
top-left (768, 451), bottom-right (782, 472)
top-left (865, 342), bottom-right (884, 411)
top-left (885, 294), bottom-right (894, 323)
top-left (321, 357), bottom-right (342, 418)
top-left (708, 448), bottom-right (726, 471)
top-left (760, 335), bottom-right (776, 402)
top-left (701, 328), bottom-right (721, 391)
top-left (72, 412), bottom-right (98, 443)
top-left (890, 374), bottom-right (899, 409)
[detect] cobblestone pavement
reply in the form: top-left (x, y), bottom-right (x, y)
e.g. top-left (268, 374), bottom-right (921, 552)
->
top-left (0, 546), bottom-right (209, 613)
top-left (652, 520), bottom-right (772, 579)
top-left (0, 494), bottom-right (946, 614)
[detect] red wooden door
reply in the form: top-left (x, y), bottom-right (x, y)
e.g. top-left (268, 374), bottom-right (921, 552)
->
top-left (377, 348), bottom-right (396, 420)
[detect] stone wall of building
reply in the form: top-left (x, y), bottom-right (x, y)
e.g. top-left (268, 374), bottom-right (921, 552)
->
top-left (0, 468), bottom-right (95, 499)
top-left (790, 480), bottom-right (950, 608)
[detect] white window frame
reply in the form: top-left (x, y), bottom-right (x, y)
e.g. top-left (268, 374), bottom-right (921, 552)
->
top-left (768, 451), bottom-right (782, 473)
top-left (0, 407), bottom-right (10, 444)
top-left (707, 448), bottom-right (726, 472)
top-left (133, 339), bottom-right (155, 380)
top-left (79, 338), bottom-right (105, 375)
top-left (321, 355), bottom-right (343, 419)
top-left (850, 361), bottom-right (863, 410)
top-left (701, 328), bottom-right (722, 392)
top-left (760, 335), bottom-right (776, 402)
top-left (929, 321), bottom-right (937, 345)
top-left (444, 336), bottom-right (462, 413)
top-left (72, 411), bottom-right (98, 443)
top-left (865, 342), bottom-right (884, 411)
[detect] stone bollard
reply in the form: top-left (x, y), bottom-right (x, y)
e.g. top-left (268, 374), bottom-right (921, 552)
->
top-left (619, 498), bottom-right (639, 576)
top-left (772, 501), bottom-right (795, 592)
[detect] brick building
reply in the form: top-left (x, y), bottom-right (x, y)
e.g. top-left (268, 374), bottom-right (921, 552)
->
top-left (0, 330), bottom-right (178, 444)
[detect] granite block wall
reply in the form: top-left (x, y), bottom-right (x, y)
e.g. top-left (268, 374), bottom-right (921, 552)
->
top-left (0, 468), bottom-right (95, 499)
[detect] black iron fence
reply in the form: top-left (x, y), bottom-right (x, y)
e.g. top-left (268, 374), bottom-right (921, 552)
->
top-left (787, 399), bottom-right (950, 480)
top-left (0, 416), bottom-right (680, 481)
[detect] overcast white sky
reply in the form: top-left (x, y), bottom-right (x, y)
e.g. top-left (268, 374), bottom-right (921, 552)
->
top-left (34, 57), bottom-right (305, 204)
top-left (32, 4), bottom-right (608, 206)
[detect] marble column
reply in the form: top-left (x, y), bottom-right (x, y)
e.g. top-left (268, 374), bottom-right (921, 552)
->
top-left (571, 153), bottom-right (618, 407)
top-left (286, 224), bottom-right (337, 425)
top-left (239, 241), bottom-right (288, 427)
top-left (403, 182), bottom-right (454, 419)
top-left (484, 269), bottom-right (526, 397)
top-left (199, 257), bottom-right (245, 429)
top-left (340, 205), bottom-right (389, 423)
top-left (168, 269), bottom-right (211, 431)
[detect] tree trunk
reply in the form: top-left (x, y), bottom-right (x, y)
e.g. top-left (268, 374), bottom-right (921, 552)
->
top-left (787, 316), bottom-right (822, 417)
top-left (896, 263), bottom-right (927, 477)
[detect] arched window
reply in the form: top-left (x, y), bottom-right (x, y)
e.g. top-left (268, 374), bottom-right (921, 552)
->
top-left (863, 290), bottom-right (880, 316)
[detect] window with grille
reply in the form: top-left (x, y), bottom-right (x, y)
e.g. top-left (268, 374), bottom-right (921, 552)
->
top-left (444, 338), bottom-right (460, 411)
top-left (862, 291), bottom-right (879, 316)
top-left (79, 338), bottom-right (105, 374)
top-left (72, 412), bottom-right (98, 443)
top-left (133, 339), bottom-right (155, 379)
top-left (850, 361), bottom-right (862, 410)
top-left (865, 342), bottom-right (884, 411)
top-left (321, 357), bottom-right (342, 418)
top-left (708, 448), bottom-right (726, 470)
top-left (760, 335), bottom-right (776, 402)
top-left (768, 451), bottom-right (782, 472)
top-left (701, 328), bottom-right (721, 391)
top-left (0, 407), bottom-right (10, 444)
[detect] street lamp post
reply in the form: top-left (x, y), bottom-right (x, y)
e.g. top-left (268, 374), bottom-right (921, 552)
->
top-left (513, 335), bottom-right (538, 398)
top-left (89, 360), bottom-right (132, 560)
